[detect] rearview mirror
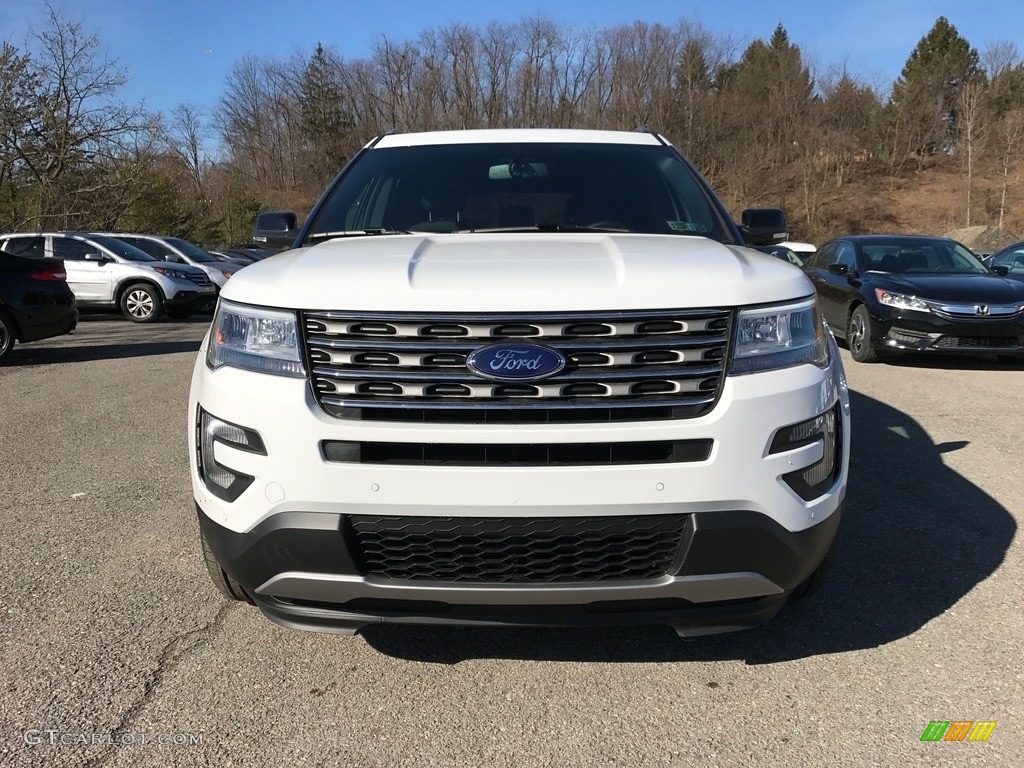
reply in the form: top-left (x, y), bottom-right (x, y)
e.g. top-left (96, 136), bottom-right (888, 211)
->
top-left (740, 208), bottom-right (787, 246)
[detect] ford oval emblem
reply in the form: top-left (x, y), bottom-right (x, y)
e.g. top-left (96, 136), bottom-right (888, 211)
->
top-left (467, 343), bottom-right (567, 382)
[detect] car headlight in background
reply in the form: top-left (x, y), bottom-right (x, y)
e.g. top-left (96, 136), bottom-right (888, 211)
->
top-left (730, 298), bottom-right (828, 374)
top-left (152, 266), bottom-right (192, 279)
top-left (874, 288), bottom-right (931, 313)
top-left (207, 299), bottom-right (306, 377)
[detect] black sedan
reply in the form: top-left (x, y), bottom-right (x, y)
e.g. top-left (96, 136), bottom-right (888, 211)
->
top-left (983, 241), bottom-right (1024, 283)
top-left (0, 248), bottom-right (78, 361)
top-left (803, 235), bottom-right (1024, 363)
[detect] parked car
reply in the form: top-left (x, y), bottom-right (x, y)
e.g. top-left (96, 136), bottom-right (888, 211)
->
top-left (0, 248), bottom-right (78, 361)
top-left (96, 233), bottom-right (248, 290)
top-left (779, 240), bottom-right (816, 261)
top-left (209, 250), bottom-right (255, 265)
top-left (218, 245), bottom-right (279, 262)
top-left (192, 127), bottom-right (850, 638)
top-left (803, 234), bottom-right (1024, 363)
top-left (983, 241), bottom-right (1024, 283)
top-left (0, 232), bottom-right (215, 323)
top-left (755, 244), bottom-right (804, 266)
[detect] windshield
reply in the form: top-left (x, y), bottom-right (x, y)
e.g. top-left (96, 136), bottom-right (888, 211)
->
top-left (165, 237), bottom-right (219, 263)
top-left (89, 235), bottom-right (157, 261)
top-left (860, 240), bottom-right (989, 275)
top-left (303, 142), bottom-right (735, 244)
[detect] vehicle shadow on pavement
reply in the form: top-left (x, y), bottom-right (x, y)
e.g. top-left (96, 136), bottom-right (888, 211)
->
top-left (7, 339), bottom-right (202, 365)
top-left (360, 389), bottom-right (1017, 664)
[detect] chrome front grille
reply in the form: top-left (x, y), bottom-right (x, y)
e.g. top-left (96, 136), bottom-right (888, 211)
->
top-left (186, 272), bottom-right (213, 287)
top-left (302, 309), bottom-right (732, 422)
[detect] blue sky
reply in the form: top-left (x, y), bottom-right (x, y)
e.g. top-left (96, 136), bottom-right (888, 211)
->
top-left (1, 0), bottom-right (1019, 118)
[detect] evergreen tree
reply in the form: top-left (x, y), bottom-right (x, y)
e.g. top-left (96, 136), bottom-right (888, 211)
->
top-left (889, 16), bottom-right (983, 155)
top-left (298, 43), bottom-right (351, 182)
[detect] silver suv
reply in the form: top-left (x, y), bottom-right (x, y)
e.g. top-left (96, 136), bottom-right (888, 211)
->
top-left (0, 232), bottom-right (215, 322)
top-left (96, 233), bottom-right (248, 289)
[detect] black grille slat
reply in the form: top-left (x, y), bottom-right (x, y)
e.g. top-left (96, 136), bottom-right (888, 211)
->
top-left (322, 439), bottom-right (713, 466)
top-left (303, 309), bottom-right (731, 422)
top-left (935, 335), bottom-right (1021, 349)
top-left (348, 514), bottom-right (689, 582)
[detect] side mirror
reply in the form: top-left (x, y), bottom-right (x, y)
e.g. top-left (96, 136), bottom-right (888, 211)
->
top-left (84, 253), bottom-right (110, 264)
top-left (827, 263), bottom-right (851, 276)
top-left (740, 208), bottom-right (787, 246)
top-left (990, 265), bottom-right (1009, 276)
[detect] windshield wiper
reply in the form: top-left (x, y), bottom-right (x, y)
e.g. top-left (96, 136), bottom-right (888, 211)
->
top-left (465, 224), bottom-right (632, 234)
top-left (306, 229), bottom-right (407, 242)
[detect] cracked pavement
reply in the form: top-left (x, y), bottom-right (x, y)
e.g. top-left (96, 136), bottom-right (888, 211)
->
top-left (0, 315), bottom-right (1021, 767)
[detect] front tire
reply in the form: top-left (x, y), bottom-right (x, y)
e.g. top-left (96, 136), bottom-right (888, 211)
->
top-left (200, 528), bottom-right (251, 603)
top-left (120, 283), bottom-right (163, 323)
top-left (0, 310), bottom-right (16, 361)
top-left (790, 537), bottom-right (838, 600)
top-left (847, 305), bottom-right (879, 363)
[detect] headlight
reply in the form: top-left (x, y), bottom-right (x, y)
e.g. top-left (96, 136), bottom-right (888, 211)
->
top-left (730, 298), bottom-right (828, 374)
top-left (207, 299), bottom-right (306, 377)
top-left (152, 266), bottom-right (191, 279)
top-left (874, 288), bottom-right (931, 312)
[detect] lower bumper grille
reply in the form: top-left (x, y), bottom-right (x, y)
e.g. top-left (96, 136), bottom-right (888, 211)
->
top-left (935, 335), bottom-right (1021, 349)
top-left (348, 514), bottom-right (688, 583)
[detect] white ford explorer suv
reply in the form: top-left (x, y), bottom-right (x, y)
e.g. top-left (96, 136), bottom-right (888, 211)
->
top-left (190, 129), bottom-right (850, 637)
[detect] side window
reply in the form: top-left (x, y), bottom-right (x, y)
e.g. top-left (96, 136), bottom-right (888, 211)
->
top-left (52, 238), bottom-right (98, 261)
top-left (836, 242), bottom-right (857, 270)
top-left (130, 238), bottom-right (171, 259)
top-left (994, 246), bottom-right (1024, 271)
top-left (808, 243), bottom-right (836, 269)
top-left (3, 236), bottom-right (45, 258)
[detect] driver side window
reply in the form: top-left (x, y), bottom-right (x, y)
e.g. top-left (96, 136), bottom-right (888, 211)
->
top-left (52, 238), bottom-right (97, 260)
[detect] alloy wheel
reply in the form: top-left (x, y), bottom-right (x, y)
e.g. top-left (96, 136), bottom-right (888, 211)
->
top-left (126, 290), bottom-right (155, 319)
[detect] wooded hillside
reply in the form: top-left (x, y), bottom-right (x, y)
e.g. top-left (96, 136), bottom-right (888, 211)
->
top-left (2, 11), bottom-right (1022, 247)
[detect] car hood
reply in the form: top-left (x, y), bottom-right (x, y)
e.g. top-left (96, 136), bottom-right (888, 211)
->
top-left (219, 234), bottom-right (813, 312)
top-left (867, 272), bottom-right (1024, 303)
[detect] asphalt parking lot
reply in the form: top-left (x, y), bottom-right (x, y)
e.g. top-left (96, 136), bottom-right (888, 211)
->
top-left (1, 315), bottom-right (1021, 768)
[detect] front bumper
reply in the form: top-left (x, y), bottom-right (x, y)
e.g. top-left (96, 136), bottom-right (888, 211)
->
top-left (164, 278), bottom-right (216, 308)
top-left (869, 304), bottom-right (1024, 355)
top-left (199, 504), bottom-right (842, 635)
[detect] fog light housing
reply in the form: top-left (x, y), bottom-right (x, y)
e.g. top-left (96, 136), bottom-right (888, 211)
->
top-left (196, 407), bottom-right (267, 502)
top-left (770, 404), bottom-right (842, 501)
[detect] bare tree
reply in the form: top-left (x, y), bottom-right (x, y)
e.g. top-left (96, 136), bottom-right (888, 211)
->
top-left (956, 80), bottom-right (986, 225)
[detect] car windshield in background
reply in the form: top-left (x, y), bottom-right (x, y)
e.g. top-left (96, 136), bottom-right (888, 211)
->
top-left (861, 239), bottom-right (988, 275)
top-left (303, 142), bottom-right (735, 245)
top-left (90, 235), bottom-right (156, 262)
top-left (165, 237), bottom-right (219, 263)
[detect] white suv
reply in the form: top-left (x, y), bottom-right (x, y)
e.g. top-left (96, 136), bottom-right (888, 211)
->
top-left (0, 232), bottom-right (215, 322)
top-left (190, 129), bottom-right (850, 637)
